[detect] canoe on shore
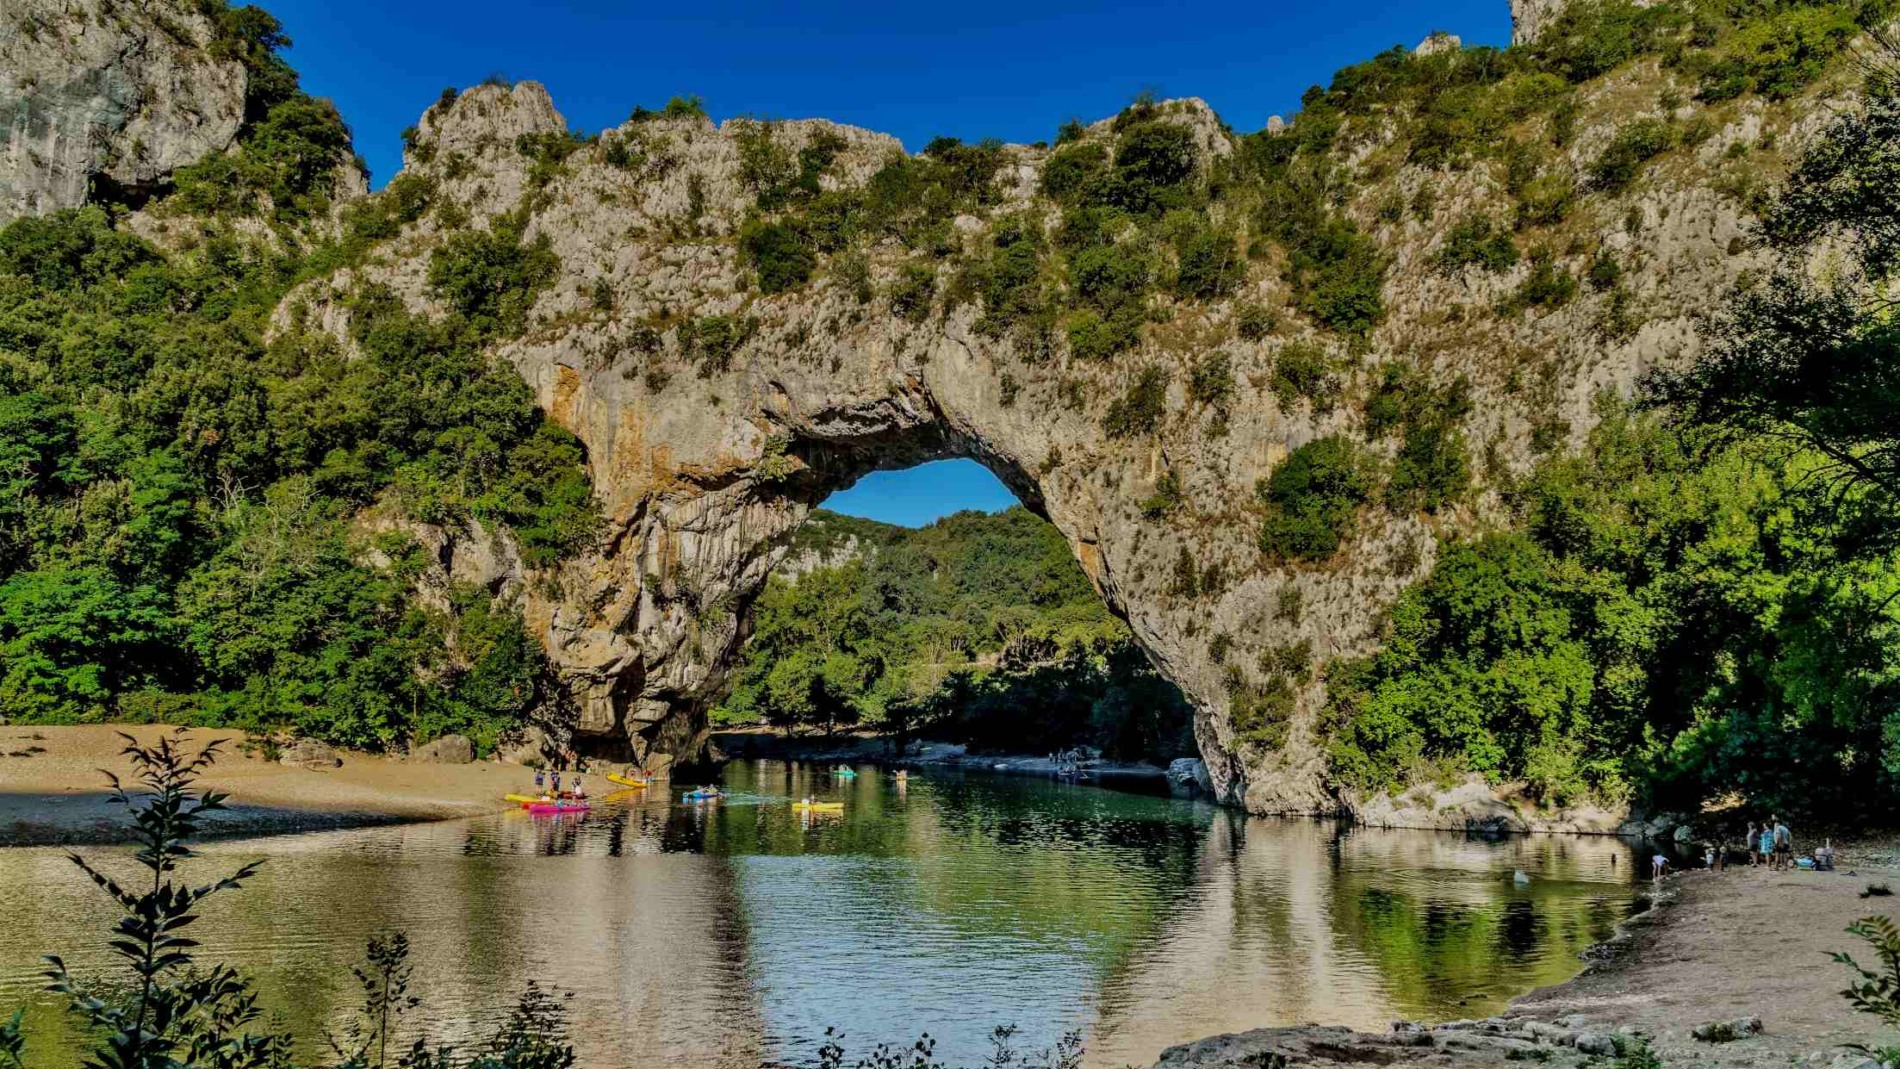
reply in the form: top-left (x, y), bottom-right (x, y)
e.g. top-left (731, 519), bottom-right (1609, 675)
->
top-left (527, 801), bottom-right (589, 815)
top-left (606, 772), bottom-right (651, 789)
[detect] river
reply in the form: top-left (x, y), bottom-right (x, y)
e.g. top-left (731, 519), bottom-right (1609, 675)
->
top-left (0, 760), bottom-right (1645, 1068)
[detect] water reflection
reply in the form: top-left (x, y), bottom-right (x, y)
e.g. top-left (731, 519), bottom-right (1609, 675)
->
top-left (0, 762), bottom-right (1642, 1068)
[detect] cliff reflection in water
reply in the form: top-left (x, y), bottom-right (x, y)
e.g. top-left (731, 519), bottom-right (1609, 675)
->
top-left (0, 761), bottom-right (1637, 1069)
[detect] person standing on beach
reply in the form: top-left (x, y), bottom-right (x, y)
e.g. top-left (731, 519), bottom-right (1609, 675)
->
top-left (1773, 817), bottom-right (1791, 871)
top-left (1759, 824), bottom-right (1775, 867)
top-left (1652, 853), bottom-right (1667, 879)
top-left (1743, 822), bottom-right (1758, 865)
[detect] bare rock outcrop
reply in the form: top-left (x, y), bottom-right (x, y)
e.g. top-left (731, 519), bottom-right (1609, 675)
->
top-left (0, 0), bottom-right (247, 222)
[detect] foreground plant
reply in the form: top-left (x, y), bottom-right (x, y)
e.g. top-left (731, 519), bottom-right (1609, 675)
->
top-left (331, 933), bottom-right (420, 1069)
top-left (1834, 914), bottom-right (1900, 1028)
top-left (1, 1009), bottom-right (23, 1069)
top-left (41, 730), bottom-right (291, 1069)
top-left (814, 1024), bottom-right (1083, 1069)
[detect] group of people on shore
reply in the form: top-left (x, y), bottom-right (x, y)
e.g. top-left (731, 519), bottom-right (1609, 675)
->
top-left (1711, 817), bottom-right (1835, 872)
top-left (1654, 817), bottom-right (1840, 878)
top-left (1743, 817), bottom-right (1795, 869)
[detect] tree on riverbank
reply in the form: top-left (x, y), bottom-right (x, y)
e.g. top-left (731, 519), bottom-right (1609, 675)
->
top-left (0, 4), bottom-right (588, 754)
top-left (1324, 43), bottom-right (1900, 821)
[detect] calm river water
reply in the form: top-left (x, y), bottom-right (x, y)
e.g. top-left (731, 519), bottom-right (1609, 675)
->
top-left (0, 761), bottom-right (1643, 1068)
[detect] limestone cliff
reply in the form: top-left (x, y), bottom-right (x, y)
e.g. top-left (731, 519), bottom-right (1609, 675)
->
top-left (0, 0), bottom-right (248, 221)
top-left (275, 48), bottom-right (1827, 808)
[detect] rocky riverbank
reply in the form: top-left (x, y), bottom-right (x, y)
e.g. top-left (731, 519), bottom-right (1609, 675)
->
top-left (1154, 857), bottom-right (1900, 1068)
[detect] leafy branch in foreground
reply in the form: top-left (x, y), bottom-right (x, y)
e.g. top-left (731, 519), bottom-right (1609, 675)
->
top-left (331, 932), bottom-right (420, 1069)
top-left (41, 730), bottom-right (289, 1069)
top-left (13, 731), bottom-right (581, 1069)
top-left (1834, 914), bottom-right (1900, 1028)
top-left (1, 1008), bottom-right (24, 1069)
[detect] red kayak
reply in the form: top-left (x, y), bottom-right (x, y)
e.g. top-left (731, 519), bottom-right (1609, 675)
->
top-left (527, 801), bottom-right (589, 815)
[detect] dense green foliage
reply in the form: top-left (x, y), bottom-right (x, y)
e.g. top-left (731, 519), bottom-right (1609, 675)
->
top-left (1256, 437), bottom-right (1375, 561)
top-left (0, 7), bottom-right (594, 750)
top-left (717, 508), bottom-right (1195, 761)
top-left (1325, 56), bottom-right (1900, 817)
top-left (1434, 217), bottom-right (1520, 274)
top-left (1326, 400), bottom-right (1898, 818)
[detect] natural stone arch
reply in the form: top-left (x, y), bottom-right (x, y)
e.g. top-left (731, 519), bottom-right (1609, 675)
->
top-left (282, 74), bottom-right (1760, 812)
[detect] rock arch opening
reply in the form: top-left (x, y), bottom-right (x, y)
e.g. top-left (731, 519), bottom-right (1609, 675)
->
top-left (708, 455), bottom-right (1199, 768)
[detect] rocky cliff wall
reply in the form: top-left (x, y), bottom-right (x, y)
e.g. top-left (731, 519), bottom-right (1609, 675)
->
top-left (274, 57), bottom-right (1824, 809)
top-left (0, 0), bottom-right (247, 222)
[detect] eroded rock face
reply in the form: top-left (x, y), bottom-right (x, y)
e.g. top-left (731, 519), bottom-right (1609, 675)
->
top-left (283, 70), bottom-right (1790, 811)
top-left (1510, 0), bottom-right (1571, 45)
top-left (0, 0), bottom-right (247, 222)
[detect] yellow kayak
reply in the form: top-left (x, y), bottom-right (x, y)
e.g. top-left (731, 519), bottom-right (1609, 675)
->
top-left (606, 772), bottom-right (651, 789)
top-left (792, 801), bottom-right (844, 812)
top-left (504, 793), bottom-right (546, 806)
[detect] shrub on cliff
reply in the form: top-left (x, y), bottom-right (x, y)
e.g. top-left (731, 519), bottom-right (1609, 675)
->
top-left (1258, 197), bottom-right (1386, 337)
top-left (1528, 0), bottom-right (1686, 83)
top-left (1256, 436), bottom-right (1374, 561)
top-left (740, 217), bottom-right (816, 294)
top-left (1109, 120), bottom-right (1199, 215)
top-left (1435, 216), bottom-right (1520, 274)
top-left (1589, 118), bottom-right (1676, 192)
top-left (427, 212), bottom-right (559, 339)
top-left (1694, 4), bottom-right (1862, 101)
top-left (1041, 142), bottom-right (1110, 204)
top-left (1270, 342), bottom-right (1338, 411)
top-left (1103, 365), bottom-right (1169, 437)
top-left (1173, 227), bottom-right (1242, 299)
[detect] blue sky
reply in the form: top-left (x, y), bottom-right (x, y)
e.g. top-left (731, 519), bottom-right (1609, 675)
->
top-left (822, 460), bottom-right (1020, 527)
top-left (263, 0), bottom-right (1510, 526)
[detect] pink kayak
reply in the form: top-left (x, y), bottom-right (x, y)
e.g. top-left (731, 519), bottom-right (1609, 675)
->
top-left (527, 801), bottom-right (589, 815)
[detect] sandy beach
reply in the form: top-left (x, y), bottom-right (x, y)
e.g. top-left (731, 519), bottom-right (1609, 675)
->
top-left (0, 724), bottom-right (553, 846)
top-left (1510, 854), bottom-right (1900, 1060)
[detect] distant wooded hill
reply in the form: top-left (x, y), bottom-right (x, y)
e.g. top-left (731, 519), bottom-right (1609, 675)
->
top-left (716, 507), bottom-right (1195, 760)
